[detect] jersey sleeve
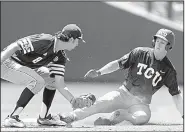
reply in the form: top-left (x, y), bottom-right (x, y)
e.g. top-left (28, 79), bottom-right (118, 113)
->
top-left (47, 52), bottom-right (67, 78)
top-left (164, 70), bottom-right (181, 96)
top-left (16, 37), bottom-right (34, 54)
top-left (16, 33), bottom-right (54, 54)
top-left (117, 48), bottom-right (140, 69)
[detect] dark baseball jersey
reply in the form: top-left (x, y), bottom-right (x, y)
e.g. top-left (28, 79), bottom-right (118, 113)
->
top-left (10, 33), bottom-right (68, 77)
top-left (118, 47), bottom-right (181, 104)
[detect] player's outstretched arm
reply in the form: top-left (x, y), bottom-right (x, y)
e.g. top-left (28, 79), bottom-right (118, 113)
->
top-left (172, 90), bottom-right (183, 118)
top-left (55, 75), bottom-right (75, 103)
top-left (55, 75), bottom-right (95, 109)
top-left (1, 42), bottom-right (21, 63)
top-left (84, 60), bottom-right (120, 78)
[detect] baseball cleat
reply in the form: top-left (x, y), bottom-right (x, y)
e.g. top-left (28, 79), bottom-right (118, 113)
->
top-left (37, 114), bottom-right (66, 126)
top-left (94, 117), bottom-right (112, 126)
top-left (4, 115), bottom-right (25, 128)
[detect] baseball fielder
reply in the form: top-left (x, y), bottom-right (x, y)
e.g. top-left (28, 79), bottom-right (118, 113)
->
top-left (59, 28), bottom-right (183, 125)
top-left (1, 24), bottom-right (95, 127)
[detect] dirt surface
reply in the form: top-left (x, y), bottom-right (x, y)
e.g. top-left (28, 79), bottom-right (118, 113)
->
top-left (1, 82), bottom-right (183, 131)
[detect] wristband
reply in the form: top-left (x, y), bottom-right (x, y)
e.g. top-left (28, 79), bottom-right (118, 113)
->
top-left (70, 97), bottom-right (75, 104)
top-left (97, 70), bottom-right (101, 76)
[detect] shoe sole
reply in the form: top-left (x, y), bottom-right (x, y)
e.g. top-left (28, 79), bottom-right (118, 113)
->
top-left (37, 120), bottom-right (65, 126)
top-left (4, 120), bottom-right (25, 128)
top-left (4, 123), bottom-right (25, 128)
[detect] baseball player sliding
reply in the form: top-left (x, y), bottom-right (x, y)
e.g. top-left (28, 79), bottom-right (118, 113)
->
top-left (1, 24), bottom-right (96, 128)
top-left (59, 28), bottom-right (183, 126)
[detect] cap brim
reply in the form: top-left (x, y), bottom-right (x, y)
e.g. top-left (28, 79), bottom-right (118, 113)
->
top-left (81, 39), bottom-right (86, 43)
top-left (78, 38), bottom-right (86, 43)
top-left (154, 35), bottom-right (168, 42)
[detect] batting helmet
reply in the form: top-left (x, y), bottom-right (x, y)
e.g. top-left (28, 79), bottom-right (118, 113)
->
top-left (152, 28), bottom-right (175, 51)
top-left (55, 24), bottom-right (85, 43)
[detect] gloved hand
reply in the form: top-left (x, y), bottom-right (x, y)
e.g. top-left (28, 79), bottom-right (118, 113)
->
top-left (70, 93), bottom-right (96, 110)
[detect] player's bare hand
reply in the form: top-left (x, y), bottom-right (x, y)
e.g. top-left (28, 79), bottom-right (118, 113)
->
top-left (84, 69), bottom-right (100, 78)
top-left (36, 66), bottom-right (49, 75)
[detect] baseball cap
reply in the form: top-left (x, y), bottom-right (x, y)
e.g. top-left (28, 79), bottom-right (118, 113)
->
top-left (62, 24), bottom-right (86, 43)
top-left (154, 28), bottom-right (175, 45)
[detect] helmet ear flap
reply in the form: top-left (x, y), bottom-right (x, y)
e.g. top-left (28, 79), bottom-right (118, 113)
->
top-left (165, 43), bottom-right (172, 51)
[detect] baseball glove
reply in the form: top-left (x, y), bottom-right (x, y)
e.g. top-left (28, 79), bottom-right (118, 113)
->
top-left (70, 93), bottom-right (96, 110)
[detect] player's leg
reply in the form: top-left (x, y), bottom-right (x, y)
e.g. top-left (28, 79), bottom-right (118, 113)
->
top-left (127, 104), bottom-right (151, 125)
top-left (104, 104), bottom-right (151, 125)
top-left (39, 88), bottom-right (56, 119)
top-left (94, 85), bottom-right (151, 125)
top-left (59, 89), bottom-right (124, 124)
top-left (37, 87), bottom-right (64, 126)
top-left (94, 109), bottom-right (131, 125)
top-left (36, 67), bottom-right (64, 126)
top-left (1, 59), bottom-right (45, 127)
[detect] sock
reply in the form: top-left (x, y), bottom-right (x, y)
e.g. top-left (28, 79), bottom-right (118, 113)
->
top-left (40, 88), bottom-right (56, 118)
top-left (11, 88), bottom-right (34, 116)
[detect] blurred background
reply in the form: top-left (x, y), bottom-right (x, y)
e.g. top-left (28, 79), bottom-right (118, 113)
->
top-left (1, 1), bottom-right (184, 84)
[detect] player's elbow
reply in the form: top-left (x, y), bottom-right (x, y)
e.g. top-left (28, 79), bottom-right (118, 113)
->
top-left (109, 60), bottom-right (120, 71)
top-left (1, 42), bottom-right (20, 63)
top-left (8, 42), bottom-right (21, 54)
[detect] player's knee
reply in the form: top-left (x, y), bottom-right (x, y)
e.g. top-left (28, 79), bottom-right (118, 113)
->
top-left (45, 81), bottom-right (56, 90)
top-left (27, 78), bottom-right (45, 94)
top-left (132, 115), bottom-right (150, 125)
top-left (131, 111), bottom-right (150, 125)
top-left (45, 78), bottom-right (56, 90)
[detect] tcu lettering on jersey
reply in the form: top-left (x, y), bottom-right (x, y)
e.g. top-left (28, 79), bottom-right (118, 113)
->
top-left (137, 63), bottom-right (162, 87)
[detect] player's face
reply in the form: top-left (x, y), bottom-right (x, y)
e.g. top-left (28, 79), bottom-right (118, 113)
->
top-left (67, 38), bottom-right (79, 51)
top-left (154, 37), bottom-right (168, 52)
top-left (82, 97), bottom-right (93, 107)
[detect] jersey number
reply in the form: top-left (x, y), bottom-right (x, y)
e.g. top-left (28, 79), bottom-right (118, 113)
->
top-left (32, 57), bottom-right (43, 64)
